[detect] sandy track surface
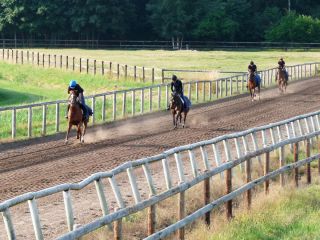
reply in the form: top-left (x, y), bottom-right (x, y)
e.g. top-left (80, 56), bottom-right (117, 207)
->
top-left (0, 78), bottom-right (320, 239)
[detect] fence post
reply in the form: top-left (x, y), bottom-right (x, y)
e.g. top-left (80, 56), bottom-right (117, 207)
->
top-left (72, 57), bottom-right (75, 71)
top-left (60, 55), bottom-right (63, 68)
top-left (12, 108), bottom-right (16, 139)
top-left (42, 105), bottom-right (47, 136)
top-left (204, 175), bottom-right (210, 225)
top-left (54, 54), bottom-right (56, 68)
top-left (142, 67), bottom-right (145, 82)
top-left (48, 54), bottom-right (51, 67)
top-left (280, 146), bottom-right (285, 186)
top-left (178, 190), bottom-right (185, 240)
top-left (147, 199), bottom-right (156, 236)
top-left (152, 68), bottom-right (155, 83)
top-left (134, 66), bottom-right (137, 81)
top-left (15, 50), bottom-right (18, 63)
top-left (306, 139), bottom-right (311, 184)
top-left (117, 64), bottom-right (120, 79)
top-left (102, 61), bottom-right (104, 75)
top-left (79, 58), bottom-right (82, 72)
top-left (226, 168), bottom-right (232, 220)
top-left (66, 56), bottom-right (69, 70)
top-left (124, 64), bottom-right (127, 79)
top-left (113, 213), bottom-right (122, 240)
top-left (42, 54), bottom-right (45, 67)
top-left (294, 142), bottom-right (299, 187)
top-left (264, 151), bottom-right (270, 194)
top-left (162, 69), bottom-right (165, 83)
top-left (21, 50), bottom-right (23, 64)
top-left (246, 158), bottom-right (252, 209)
top-left (109, 62), bottom-right (112, 75)
top-left (28, 107), bottom-right (32, 138)
top-left (56, 103), bottom-right (60, 132)
top-left (93, 59), bottom-right (96, 75)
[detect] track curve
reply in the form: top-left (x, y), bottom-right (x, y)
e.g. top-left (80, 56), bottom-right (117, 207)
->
top-left (1, 77), bottom-right (320, 202)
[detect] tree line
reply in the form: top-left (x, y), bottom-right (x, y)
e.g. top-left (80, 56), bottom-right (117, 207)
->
top-left (1, 0), bottom-right (320, 42)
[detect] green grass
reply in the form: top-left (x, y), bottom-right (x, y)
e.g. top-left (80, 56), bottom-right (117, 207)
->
top-left (0, 61), bottom-right (152, 107)
top-left (207, 185), bottom-right (320, 240)
top-left (31, 48), bottom-right (320, 71)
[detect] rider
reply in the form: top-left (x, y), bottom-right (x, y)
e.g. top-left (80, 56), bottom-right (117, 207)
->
top-left (248, 61), bottom-right (257, 74)
top-left (171, 75), bottom-right (186, 108)
top-left (278, 57), bottom-right (288, 81)
top-left (65, 80), bottom-right (89, 119)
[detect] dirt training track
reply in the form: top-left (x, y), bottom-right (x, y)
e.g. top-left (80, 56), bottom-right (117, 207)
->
top-left (1, 77), bottom-right (320, 203)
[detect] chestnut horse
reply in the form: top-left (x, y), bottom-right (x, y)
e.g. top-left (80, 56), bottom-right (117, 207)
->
top-left (276, 67), bottom-right (287, 93)
top-left (65, 90), bottom-right (88, 143)
top-left (170, 92), bottom-right (189, 129)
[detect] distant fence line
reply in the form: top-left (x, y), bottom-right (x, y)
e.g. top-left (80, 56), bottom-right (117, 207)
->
top-left (0, 48), bottom-right (163, 82)
top-left (0, 62), bottom-right (318, 140)
top-left (1, 108), bottom-right (320, 240)
top-left (2, 39), bottom-right (320, 50)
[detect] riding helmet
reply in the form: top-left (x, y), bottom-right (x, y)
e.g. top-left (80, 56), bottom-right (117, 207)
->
top-left (250, 61), bottom-right (254, 65)
top-left (172, 75), bottom-right (177, 81)
top-left (69, 80), bottom-right (77, 89)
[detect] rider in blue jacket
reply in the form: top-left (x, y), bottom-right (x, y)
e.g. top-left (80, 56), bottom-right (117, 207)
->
top-left (66, 80), bottom-right (88, 119)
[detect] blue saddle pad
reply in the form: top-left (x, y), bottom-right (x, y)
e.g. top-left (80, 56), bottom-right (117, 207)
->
top-left (255, 75), bottom-right (261, 86)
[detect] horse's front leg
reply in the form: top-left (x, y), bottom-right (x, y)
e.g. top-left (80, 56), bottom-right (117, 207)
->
top-left (183, 112), bottom-right (188, 128)
top-left (65, 123), bottom-right (72, 143)
top-left (172, 111), bottom-right (176, 128)
top-left (175, 112), bottom-right (180, 128)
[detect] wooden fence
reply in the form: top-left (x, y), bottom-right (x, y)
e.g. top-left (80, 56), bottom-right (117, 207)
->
top-left (0, 62), bottom-right (318, 140)
top-left (0, 49), bottom-right (163, 82)
top-left (3, 39), bottom-right (320, 50)
top-left (1, 110), bottom-right (320, 240)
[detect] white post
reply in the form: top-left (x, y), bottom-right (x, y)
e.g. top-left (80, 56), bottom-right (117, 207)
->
top-left (28, 198), bottom-right (43, 240)
top-left (127, 168), bottom-right (142, 203)
top-left (42, 105), bottom-right (47, 136)
top-left (63, 190), bottom-right (75, 232)
top-left (142, 163), bottom-right (157, 195)
top-left (188, 150), bottom-right (199, 178)
top-left (12, 108), bottom-right (16, 139)
top-left (162, 158), bottom-right (172, 189)
top-left (28, 107), bottom-right (32, 138)
top-left (174, 152), bottom-right (185, 183)
top-left (2, 209), bottom-right (16, 240)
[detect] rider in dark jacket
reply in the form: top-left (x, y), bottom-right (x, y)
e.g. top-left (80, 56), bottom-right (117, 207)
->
top-left (171, 75), bottom-right (183, 95)
top-left (248, 61), bottom-right (257, 74)
top-left (66, 80), bottom-right (88, 119)
top-left (278, 58), bottom-right (288, 81)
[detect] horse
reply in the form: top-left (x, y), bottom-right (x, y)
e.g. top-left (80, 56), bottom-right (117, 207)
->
top-left (248, 71), bottom-right (261, 101)
top-left (65, 90), bottom-right (88, 143)
top-left (276, 67), bottom-right (287, 93)
top-left (170, 92), bottom-right (189, 129)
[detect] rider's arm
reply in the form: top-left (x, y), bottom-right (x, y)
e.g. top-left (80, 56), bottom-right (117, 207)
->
top-left (76, 85), bottom-right (84, 93)
top-left (171, 82), bottom-right (174, 92)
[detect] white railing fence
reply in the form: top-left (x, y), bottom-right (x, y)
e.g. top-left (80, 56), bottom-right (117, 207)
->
top-left (0, 62), bottom-right (319, 140)
top-left (1, 109), bottom-right (320, 240)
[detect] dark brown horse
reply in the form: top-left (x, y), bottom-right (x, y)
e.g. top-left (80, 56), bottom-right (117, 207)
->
top-left (276, 67), bottom-right (287, 93)
top-left (248, 71), bottom-right (257, 101)
top-left (170, 93), bottom-right (189, 129)
top-left (65, 90), bottom-right (88, 143)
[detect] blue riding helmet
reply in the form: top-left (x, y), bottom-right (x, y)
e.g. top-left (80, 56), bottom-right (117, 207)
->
top-left (69, 80), bottom-right (77, 89)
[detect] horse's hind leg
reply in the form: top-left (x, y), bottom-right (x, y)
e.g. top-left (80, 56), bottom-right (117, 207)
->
top-left (81, 122), bottom-right (87, 143)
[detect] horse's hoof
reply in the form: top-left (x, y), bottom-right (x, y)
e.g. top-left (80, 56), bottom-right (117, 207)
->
top-left (182, 125), bottom-right (185, 128)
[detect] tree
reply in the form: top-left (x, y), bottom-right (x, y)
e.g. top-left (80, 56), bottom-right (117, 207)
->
top-left (265, 12), bottom-right (320, 42)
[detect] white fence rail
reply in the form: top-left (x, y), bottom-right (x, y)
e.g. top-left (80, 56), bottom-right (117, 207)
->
top-left (0, 62), bottom-right (319, 140)
top-left (1, 108), bottom-right (320, 239)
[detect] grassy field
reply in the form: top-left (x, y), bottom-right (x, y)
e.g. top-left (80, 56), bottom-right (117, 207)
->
top-left (0, 61), bottom-right (152, 107)
top-left (190, 184), bottom-right (320, 240)
top-left (30, 48), bottom-right (320, 71)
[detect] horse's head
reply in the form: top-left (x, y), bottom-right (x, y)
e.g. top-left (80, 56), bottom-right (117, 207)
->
top-left (170, 92), bottom-right (182, 110)
top-left (248, 71), bottom-right (255, 82)
top-left (69, 90), bottom-right (79, 105)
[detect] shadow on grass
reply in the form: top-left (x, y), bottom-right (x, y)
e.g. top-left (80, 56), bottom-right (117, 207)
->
top-left (0, 88), bottom-right (44, 106)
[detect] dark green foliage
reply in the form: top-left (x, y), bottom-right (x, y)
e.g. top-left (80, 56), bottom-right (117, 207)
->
top-left (0, 0), bottom-right (320, 41)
